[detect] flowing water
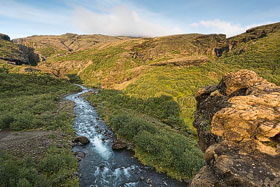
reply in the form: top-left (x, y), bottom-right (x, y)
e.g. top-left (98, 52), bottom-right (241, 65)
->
top-left (66, 85), bottom-right (186, 187)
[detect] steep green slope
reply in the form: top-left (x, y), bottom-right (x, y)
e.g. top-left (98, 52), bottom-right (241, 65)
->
top-left (219, 30), bottom-right (280, 85)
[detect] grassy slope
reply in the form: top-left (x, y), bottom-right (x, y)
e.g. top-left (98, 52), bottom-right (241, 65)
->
top-left (0, 39), bottom-right (24, 61)
top-left (0, 68), bottom-right (81, 186)
top-left (219, 31), bottom-right (280, 85)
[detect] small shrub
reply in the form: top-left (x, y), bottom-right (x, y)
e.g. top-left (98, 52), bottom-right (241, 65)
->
top-left (0, 113), bottom-right (14, 129)
top-left (10, 112), bottom-right (34, 130)
top-left (134, 131), bottom-right (163, 155)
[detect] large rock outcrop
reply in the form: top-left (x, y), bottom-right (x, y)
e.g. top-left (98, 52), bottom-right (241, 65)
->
top-left (191, 69), bottom-right (280, 187)
top-left (0, 33), bottom-right (10, 41)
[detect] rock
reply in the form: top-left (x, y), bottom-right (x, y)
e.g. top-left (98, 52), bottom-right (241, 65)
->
top-left (24, 68), bottom-right (41, 72)
top-left (191, 70), bottom-right (280, 187)
top-left (112, 139), bottom-right (127, 150)
top-left (75, 151), bottom-right (85, 159)
top-left (146, 178), bottom-right (152, 184)
top-left (127, 142), bottom-right (135, 150)
top-left (183, 179), bottom-right (191, 186)
top-left (73, 172), bottom-right (79, 177)
top-left (0, 33), bottom-right (10, 41)
top-left (191, 166), bottom-right (218, 187)
top-left (73, 136), bottom-right (90, 145)
top-left (99, 165), bottom-right (105, 171)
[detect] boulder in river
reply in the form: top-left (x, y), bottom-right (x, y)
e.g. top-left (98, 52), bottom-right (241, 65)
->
top-left (74, 136), bottom-right (90, 145)
top-left (75, 151), bottom-right (86, 161)
top-left (112, 139), bottom-right (127, 150)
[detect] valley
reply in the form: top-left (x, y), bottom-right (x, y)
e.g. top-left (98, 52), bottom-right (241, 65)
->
top-left (0, 22), bottom-right (279, 186)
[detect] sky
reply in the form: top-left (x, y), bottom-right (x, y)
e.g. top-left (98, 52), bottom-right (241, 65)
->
top-left (0, 0), bottom-right (279, 39)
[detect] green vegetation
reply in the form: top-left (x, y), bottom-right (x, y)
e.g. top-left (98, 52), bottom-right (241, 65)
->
top-left (124, 62), bottom-right (236, 130)
top-left (51, 45), bottom-right (142, 87)
top-left (0, 69), bottom-right (80, 130)
top-left (88, 89), bottom-right (187, 130)
top-left (0, 38), bottom-right (38, 66)
top-left (0, 39), bottom-right (22, 60)
top-left (219, 31), bottom-right (280, 85)
top-left (0, 68), bottom-right (81, 186)
top-left (66, 74), bottom-right (83, 84)
top-left (0, 145), bottom-right (78, 187)
top-left (0, 39), bottom-right (17, 56)
top-left (38, 47), bottom-right (67, 58)
top-left (112, 114), bottom-right (203, 179)
top-left (87, 91), bottom-right (204, 180)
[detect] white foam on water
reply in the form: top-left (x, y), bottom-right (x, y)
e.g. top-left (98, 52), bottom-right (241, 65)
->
top-left (101, 167), bottom-right (109, 177)
top-left (124, 182), bottom-right (140, 187)
top-left (92, 136), bottom-right (112, 160)
top-left (93, 167), bottom-right (100, 177)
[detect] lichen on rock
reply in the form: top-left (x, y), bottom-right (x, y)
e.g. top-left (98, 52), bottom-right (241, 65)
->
top-left (191, 69), bottom-right (280, 187)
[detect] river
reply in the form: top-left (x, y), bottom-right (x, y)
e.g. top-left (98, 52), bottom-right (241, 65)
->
top-left (66, 85), bottom-right (186, 187)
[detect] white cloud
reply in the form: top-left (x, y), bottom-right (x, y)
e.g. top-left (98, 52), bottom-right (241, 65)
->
top-left (73, 5), bottom-right (183, 37)
top-left (190, 19), bottom-right (275, 37)
top-left (190, 19), bottom-right (245, 37)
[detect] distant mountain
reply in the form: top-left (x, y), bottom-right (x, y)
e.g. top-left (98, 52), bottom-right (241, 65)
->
top-left (13, 33), bottom-right (131, 60)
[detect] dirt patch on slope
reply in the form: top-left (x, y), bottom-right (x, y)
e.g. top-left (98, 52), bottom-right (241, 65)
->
top-left (0, 130), bottom-right (72, 161)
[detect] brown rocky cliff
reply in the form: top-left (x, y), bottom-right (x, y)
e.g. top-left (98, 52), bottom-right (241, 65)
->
top-left (191, 69), bottom-right (280, 187)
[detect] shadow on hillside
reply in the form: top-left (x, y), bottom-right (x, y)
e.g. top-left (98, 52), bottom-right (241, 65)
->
top-left (94, 89), bottom-right (190, 132)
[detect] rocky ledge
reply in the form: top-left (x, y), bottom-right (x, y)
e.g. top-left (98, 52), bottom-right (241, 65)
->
top-left (191, 69), bottom-right (280, 187)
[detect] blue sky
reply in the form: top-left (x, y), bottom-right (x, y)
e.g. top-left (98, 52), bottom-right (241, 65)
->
top-left (0, 0), bottom-right (279, 38)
